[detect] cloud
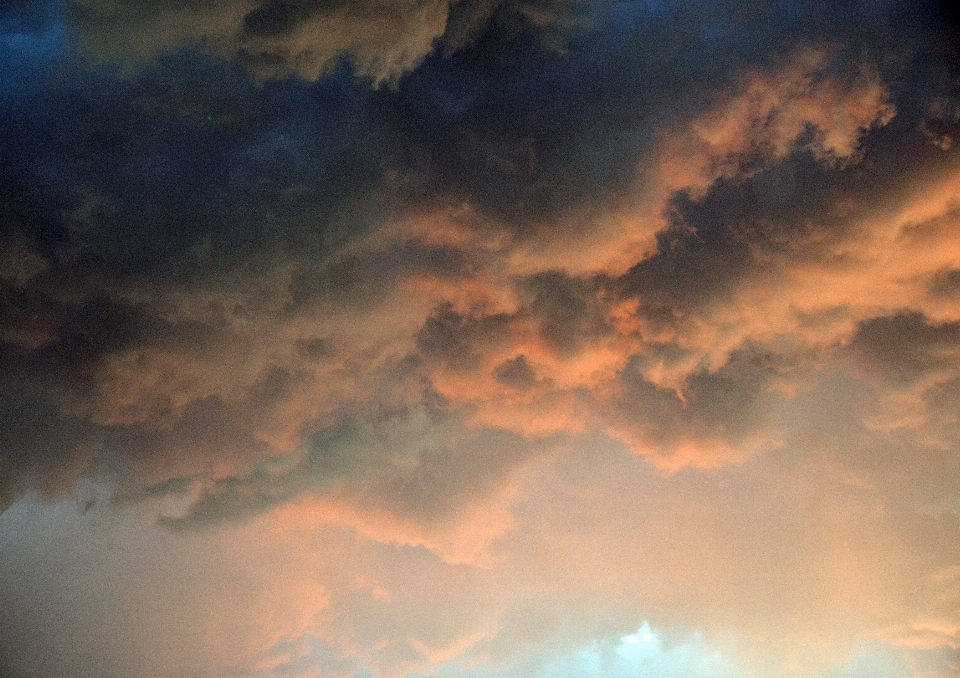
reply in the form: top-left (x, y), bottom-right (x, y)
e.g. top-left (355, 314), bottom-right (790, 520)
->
top-left (0, 16), bottom-right (944, 507)
top-left (67, 0), bottom-right (600, 85)
top-left (845, 313), bottom-right (960, 388)
top-left (3, 3), bottom-right (960, 676)
top-left (145, 406), bottom-right (537, 563)
top-left (654, 47), bottom-right (895, 199)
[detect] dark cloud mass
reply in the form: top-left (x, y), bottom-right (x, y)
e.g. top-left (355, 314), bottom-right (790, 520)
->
top-left (0, 0), bottom-right (954, 528)
top-left (0, 0), bottom-right (949, 519)
top-left (67, 0), bottom-right (602, 85)
top-left (3, 1), bottom-right (960, 677)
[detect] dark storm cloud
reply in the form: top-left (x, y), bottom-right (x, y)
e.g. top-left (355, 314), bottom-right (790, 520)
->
top-left (0, 279), bottom-right (281, 508)
top-left (3, 0), bottom-right (960, 517)
top-left (58, 0), bottom-right (935, 230)
top-left (67, 0), bottom-right (604, 85)
top-left (4, 3), bottom-right (960, 678)
top-left (18, 62), bottom-right (384, 280)
top-left (0, 2), bottom-right (400, 510)
top-left (613, 148), bottom-right (860, 325)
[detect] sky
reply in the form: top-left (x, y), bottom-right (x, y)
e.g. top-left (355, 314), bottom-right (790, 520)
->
top-left (2, 1), bottom-right (960, 676)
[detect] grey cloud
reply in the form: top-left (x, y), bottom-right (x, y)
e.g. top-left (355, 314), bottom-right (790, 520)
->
top-left (846, 312), bottom-right (960, 387)
top-left (930, 268), bottom-right (960, 298)
top-left (156, 407), bottom-right (538, 530)
top-left (67, 0), bottom-right (601, 85)
top-left (2, 1), bottom-right (960, 675)
top-left (495, 354), bottom-right (539, 390)
top-left (524, 271), bottom-right (611, 356)
top-left (615, 135), bottom-right (916, 321)
top-left (414, 271), bottom-right (610, 374)
top-left (617, 208), bottom-right (753, 314)
top-left (612, 345), bottom-right (796, 464)
top-left (0, 34), bottom-right (396, 508)
top-left (0, 369), bottom-right (96, 510)
top-left (416, 303), bottom-right (515, 371)
top-left (4, 0), bottom-right (960, 516)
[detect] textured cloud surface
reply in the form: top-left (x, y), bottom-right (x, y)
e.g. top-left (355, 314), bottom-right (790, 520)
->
top-left (68, 0), bottom-right (596, 84)
top-left (2, 1), bottom-right (960, 677)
